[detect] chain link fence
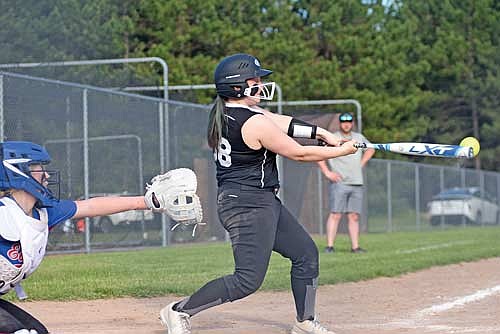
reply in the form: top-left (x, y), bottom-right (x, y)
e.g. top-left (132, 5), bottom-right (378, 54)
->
top-left (0, 71), bottom-right (221, 252)
top-left (1, 71), bottom-right (499, 253)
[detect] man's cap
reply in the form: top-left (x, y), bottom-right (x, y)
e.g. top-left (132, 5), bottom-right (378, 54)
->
top-left (339, 112), bottom-right (354, 122)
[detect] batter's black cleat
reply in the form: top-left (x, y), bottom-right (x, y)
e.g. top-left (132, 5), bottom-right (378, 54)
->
top-left (324, 246), bottom-right (335, 253)
top-left (351, 247), bottom-right (367, 253)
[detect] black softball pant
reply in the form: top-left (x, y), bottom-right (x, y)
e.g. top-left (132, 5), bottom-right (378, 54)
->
top-left (176, 187), bottom-right (319, 321)
top-left (0, 298), bottom-right (49, 333)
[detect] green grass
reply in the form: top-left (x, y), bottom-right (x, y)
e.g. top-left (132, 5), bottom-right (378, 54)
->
top-left (6, 226), bottom-right (500, 302)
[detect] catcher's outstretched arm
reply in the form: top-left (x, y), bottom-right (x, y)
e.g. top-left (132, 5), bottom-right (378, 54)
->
top-left (73, 168), bottom-right (204, 231)
top-left (73, 196), bottom-right (148, 220)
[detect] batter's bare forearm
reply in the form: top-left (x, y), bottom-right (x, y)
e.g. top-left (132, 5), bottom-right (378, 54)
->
top-left (315, 127), bottom-right (340, 142)
top-left (292, 145), bottom-right (356, 162)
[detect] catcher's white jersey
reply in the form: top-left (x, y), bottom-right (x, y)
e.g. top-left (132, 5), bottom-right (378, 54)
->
top-left (0, 197), bottom-right (76, 295)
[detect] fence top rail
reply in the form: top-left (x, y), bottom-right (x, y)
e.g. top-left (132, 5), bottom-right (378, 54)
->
top-left (0, 57), bottom-right (168, 69)
top-left (0, 70), bottom-right (167, 103)
top-left (0, 71), bottom-right (209, 110)
top-left (0, 57), bottom-right (169, 101)
top-left (170, 99), bottom-right (211, 109)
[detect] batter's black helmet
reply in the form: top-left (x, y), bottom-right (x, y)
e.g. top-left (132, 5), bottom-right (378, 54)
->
top-left (214, 53), bottom-right (272, 99)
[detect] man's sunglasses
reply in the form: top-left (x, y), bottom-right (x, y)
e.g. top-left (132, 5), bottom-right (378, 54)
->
top-left (339, 114), bottom-right (353, 122)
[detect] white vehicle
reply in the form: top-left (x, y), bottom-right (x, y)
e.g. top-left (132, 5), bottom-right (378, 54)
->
top-left (73, 193), bottom-right (155, 233)
top-left (428, 187), bottom-right (499, 225)
top-left (94, 208), bottom-right (155, 233)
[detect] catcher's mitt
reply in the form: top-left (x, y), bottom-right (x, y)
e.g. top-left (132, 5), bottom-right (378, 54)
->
top-left (145, 168), bottom-right (203, 229)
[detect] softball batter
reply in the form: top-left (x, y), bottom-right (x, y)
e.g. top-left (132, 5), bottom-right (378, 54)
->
top-left (160, 53), bottom-right (358, 334)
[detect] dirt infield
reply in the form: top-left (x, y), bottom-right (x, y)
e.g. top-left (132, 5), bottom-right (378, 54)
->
top-left (22, 257), bottom-right (500, 334)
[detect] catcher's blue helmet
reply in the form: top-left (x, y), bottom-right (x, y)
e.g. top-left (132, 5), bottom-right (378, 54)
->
top-left (0, 141), bottom-right (58, 207)
top-left (214, 53), bottom-right (273, 99)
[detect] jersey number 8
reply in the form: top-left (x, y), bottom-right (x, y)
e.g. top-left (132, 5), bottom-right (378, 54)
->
top-left (214, 137), bottom-right (232, 167)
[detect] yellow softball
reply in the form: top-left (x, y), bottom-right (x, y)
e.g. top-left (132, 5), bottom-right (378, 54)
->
top-left (459, 137), bottom-right (480, 157)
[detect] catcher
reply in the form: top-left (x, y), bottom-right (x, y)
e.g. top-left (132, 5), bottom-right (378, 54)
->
top-left (0, 141), bottom-right (202, 334)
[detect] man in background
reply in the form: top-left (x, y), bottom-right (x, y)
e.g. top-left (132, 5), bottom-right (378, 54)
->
top-left (317, 112), bottom-right (375, 253)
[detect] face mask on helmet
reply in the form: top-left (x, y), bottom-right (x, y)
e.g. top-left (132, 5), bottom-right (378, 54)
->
top-left (243, 81), bottom-right (276, 101)
top-left (29, 165), bottom-right (61, 198)
top-left (0, 141), bottom-right (59, 207)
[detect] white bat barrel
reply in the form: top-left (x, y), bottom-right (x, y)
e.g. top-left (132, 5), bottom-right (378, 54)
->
top-left (354, 142), bottom-right (473, 159)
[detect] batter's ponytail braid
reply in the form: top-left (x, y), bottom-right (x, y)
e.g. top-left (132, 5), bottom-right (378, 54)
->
top-left (207, 96), bottom-right (226, 149)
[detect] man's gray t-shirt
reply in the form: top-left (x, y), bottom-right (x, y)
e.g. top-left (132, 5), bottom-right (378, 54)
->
top-left (327, 131), bottom-right (370, 185)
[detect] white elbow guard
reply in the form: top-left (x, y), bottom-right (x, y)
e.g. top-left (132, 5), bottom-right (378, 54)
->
top-left (287, 118), bottom-right (317, 139)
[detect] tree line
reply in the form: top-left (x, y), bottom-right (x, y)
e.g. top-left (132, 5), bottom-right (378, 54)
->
top-left (1, 0), bottom-right (498, 171)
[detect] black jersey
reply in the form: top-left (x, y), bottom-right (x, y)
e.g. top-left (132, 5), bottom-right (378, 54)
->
top-left (214, 103), bottom-right (279, 188)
